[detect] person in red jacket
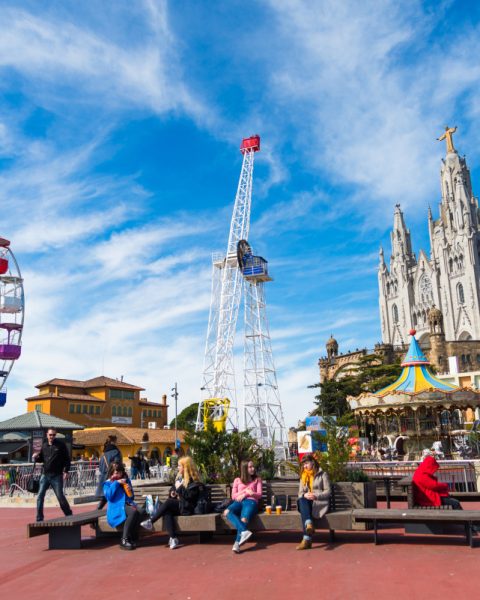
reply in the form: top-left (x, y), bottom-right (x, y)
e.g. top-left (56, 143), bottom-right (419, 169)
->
top-left (412, 455), bottom-right (461, 509)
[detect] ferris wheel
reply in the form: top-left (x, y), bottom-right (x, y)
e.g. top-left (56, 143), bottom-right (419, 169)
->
top-left (0, 237), bottom-right (24, 406)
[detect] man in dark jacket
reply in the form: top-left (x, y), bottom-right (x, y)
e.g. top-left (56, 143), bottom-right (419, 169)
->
top-left (33, 427), bottom-right (73, 522)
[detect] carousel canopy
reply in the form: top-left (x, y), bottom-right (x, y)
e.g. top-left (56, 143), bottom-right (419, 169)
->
top-left (375, 329), bottom-right (458, 397)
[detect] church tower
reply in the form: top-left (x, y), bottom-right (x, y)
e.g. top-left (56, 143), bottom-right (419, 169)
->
top-left (379, 127), bottom-right (480, 345)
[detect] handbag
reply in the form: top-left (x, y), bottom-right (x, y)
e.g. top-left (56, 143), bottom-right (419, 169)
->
top-left (27, 461), bottom-right (41, 494)
top-left (27, 475), bottom-right (40, 494)
top-left (214, 498), bottom-right (233, 513)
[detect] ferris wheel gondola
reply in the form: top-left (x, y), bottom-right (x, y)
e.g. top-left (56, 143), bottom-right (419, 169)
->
top-left (0, 237), bottom-right (24, 406)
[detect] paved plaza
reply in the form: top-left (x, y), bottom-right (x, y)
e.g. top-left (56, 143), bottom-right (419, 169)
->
top-left (2, 502), bottom-right (480, 600)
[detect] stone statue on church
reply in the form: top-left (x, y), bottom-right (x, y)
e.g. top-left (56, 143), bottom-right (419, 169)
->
top-left (437, 125), bottom-right (457, 154)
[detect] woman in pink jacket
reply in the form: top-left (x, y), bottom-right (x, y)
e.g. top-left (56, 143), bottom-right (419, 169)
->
top-left (225, 460), bottom-right (262, 553)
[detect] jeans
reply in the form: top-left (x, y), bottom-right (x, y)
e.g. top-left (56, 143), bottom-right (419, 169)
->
top-left (36, 473), bottom-right (72, 520)
top-left (297, 496), bottom-right (313, 535)
top-left (151, 497), bottom-right (180, 537)
top-left (441, 496), bottom-right (462, 510)
top-left (123, 504), bottom-right (141, 540)
top-left (226, 499), bottom-right (258, 542)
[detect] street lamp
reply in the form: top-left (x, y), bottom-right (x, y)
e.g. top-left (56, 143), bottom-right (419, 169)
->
top-left (171, 383), bottom-right (179, 450)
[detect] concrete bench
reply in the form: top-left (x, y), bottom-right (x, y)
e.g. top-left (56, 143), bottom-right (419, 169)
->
top-left (96, 509), bottom-right (354, 544)
top-left (27, 509), bottom-right (106, 549)
top-left (353, 508), bottom-right (480, 548)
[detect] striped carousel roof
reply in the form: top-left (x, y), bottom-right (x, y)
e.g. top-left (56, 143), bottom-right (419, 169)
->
top-left (375, 329), bottom-right (458, 397)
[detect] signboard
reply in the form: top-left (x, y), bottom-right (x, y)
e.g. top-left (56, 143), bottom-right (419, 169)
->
top-left (32, 430), bottom-right (44, 455)
top-left (297, 430), bottom-right (327, 456)
top-left (305, 416), bottom-right (323, 431)
top-left (112, 416), bottom-right (132, 425)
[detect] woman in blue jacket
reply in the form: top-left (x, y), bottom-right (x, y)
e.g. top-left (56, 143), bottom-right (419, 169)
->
top-left (96, 435), bottom-right (122, 509)
top-left (103, 462), bottom-right (140, 550)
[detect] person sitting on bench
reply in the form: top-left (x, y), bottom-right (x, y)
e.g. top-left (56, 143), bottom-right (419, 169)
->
top-left (103, 462), bottom-right (141, 551)
top-left (296, 453), bottom-right (331, 550)
top-left (140, 456), bottom-right (204, 549)
top-left (412, 454), bottom-right (461, 509)
top-left (224, 459), bottom-right (262, 554)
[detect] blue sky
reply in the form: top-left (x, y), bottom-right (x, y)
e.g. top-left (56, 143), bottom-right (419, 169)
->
top-left (1, 0), bottom-right (480, 426)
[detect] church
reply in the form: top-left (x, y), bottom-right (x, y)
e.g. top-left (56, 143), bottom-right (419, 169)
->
top-left (320, 127), bottom-right (480, 383)
top-left (378, 127), bottom-right (480, 374)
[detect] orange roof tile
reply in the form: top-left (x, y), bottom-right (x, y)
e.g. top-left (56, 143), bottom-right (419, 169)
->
top-left (73, 427), bottom-right (185, 446)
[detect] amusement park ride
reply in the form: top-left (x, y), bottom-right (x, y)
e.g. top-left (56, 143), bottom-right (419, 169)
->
top-left (197, 135), bottom-right (288, 458)
top-left (0, 237), bottom-right (24, 407)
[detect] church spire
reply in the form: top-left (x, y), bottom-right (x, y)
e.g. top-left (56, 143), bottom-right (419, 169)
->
top-left (390, 204), bottom-right (416, 268)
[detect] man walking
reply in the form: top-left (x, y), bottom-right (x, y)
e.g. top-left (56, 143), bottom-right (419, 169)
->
top-left (33, 427), bottom-right (73, 522)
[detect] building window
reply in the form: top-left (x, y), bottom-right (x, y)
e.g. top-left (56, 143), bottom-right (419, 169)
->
top-left (112, 406), bottom-right (117, 416)
top-left (82, 405), bottom-right (88, 413)
top-left (96, 406), bottom-right (100, 414)
top-left (457, 282), bottom-right (465, 305)
top-left (76, 404), bottom-right (81, 414)
top-left (109, 389), bottom-right (135, 400)
top-left (392, 304), bottom-right (399, 324)
top-left (69, 404), bottom-right (75, 413)
top-left (128, 407), bottom-right (132, 417)
top-left (123, 406), bottom-right (128, 417)
top-left (35, 404), bottom-right (42, 411)
top-left (89, 405), bottom-right (94, 414)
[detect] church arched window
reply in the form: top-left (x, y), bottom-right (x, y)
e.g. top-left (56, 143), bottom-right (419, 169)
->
top-left (392, 304), bottom-right (399, 323)
top-left (457, 283), bottom-right (465, 305)
top-left (413, 313), bottom-right (417, 327)
top-left (459, 254), bottom-right (464, 270)
top-left (386, 282), bottom-right (390, 295)
top-left (449, 258), bottom-right (453, 273)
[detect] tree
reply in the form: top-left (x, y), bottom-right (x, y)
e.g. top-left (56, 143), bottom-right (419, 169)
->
top-left (310, 354), bottom-right (402, 417)
top-left (184, 422), bottom-right (276, 483)
top-left (170, 402), bottom-right (199, 431)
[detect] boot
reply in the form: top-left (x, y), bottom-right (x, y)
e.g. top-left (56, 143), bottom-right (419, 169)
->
top-left (296, 538), bottom-right (312, 550)
top-left (120, 538), bottom-right (135, 551)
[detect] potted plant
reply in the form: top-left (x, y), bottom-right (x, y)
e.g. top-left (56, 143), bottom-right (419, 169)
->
top-left (314, 416), bottom-right (376, 528)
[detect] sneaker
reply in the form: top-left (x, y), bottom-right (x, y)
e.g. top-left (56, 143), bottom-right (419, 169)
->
top-left (305, 521), bottom-right (315, 535)
top-left (120, 538), bottom-right (135, 551)
top-left (232, 541), bottom-right (241, 553)
top-left (140, 519), bottom-right (153, 531)
top-left (238, 529), bottom-right (253, 546)
top-left (169, 537), bottom-right (180, 549)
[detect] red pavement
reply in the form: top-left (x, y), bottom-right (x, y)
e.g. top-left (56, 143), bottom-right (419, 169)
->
top-left (2, 502), bottom-right (480, 600)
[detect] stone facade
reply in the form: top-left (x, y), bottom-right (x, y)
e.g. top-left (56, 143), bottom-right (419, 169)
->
top-left (379, 135), bottom-right (480, 346)
top-left (319, 335), bottom-right (480, 382)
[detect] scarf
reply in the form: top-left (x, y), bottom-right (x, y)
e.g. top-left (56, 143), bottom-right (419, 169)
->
top-left (301, 468), bottom-right (315, 492)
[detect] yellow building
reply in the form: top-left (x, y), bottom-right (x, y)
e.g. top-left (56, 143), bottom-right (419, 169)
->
top-left (72, 426), bottom-right (186, 464)
top-left (25, 376), bottom-right (168, 429)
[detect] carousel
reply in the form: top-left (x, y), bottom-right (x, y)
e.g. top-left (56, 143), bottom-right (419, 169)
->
top-left (348, 329), bottom-right (480, 459)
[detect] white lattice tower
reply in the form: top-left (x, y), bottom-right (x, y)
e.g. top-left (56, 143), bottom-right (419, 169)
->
top-left (243, 274), bottom-right (288, 459)
top-left (197, 137), bottom-right (259, 431)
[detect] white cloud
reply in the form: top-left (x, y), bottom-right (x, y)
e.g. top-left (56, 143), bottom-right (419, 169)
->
top-left (262, 0), bottom-right (480, 222)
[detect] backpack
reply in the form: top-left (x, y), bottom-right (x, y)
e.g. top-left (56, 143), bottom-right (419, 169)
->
top-left (194, 484), bottom-right (212, 515)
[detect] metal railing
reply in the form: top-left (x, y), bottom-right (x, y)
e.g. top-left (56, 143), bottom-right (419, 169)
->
top-left (0, 461), bottom-right (168, 497)
top-left (347, 460), bottom-right (478, 492)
